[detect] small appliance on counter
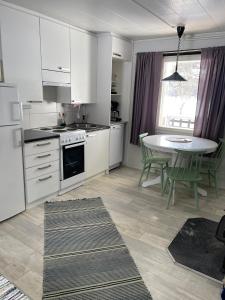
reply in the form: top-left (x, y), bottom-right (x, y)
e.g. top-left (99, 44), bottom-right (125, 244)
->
top-left (111, 100), bottom-right (121, 122)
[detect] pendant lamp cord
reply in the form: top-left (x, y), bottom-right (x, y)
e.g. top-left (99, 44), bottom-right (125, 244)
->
top-left (175, 37), bottom-right (181, 72)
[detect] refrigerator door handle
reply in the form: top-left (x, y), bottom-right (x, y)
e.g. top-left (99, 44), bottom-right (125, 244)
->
top-left (13, 127), bottom-right (22, 148)
top-left (11, 102), bottom-right (21, 122)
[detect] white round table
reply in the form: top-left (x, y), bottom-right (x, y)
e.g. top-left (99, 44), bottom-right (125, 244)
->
top-left (142, 135), bottom-right (218, 197)
top-left (143, 135), bottom-right (218, 154)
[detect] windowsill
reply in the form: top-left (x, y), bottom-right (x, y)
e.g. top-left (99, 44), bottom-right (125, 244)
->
top-left (156, 126), bottom-right (194, 136)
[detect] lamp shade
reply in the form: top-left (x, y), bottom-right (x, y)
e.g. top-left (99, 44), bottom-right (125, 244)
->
top-left (162, 71), bottom-right (186, 82)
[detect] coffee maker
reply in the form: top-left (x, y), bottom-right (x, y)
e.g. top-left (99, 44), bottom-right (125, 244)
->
top-left (111, 101), bottom-right (121, 122)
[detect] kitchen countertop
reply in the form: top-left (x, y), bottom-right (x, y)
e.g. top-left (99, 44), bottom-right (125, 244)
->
top-left (69, 123), bottom-right (110, 132)
top-left (110, 121), bottom-right (127, 125)
top-left (24, 129), bottom-right (60, 143)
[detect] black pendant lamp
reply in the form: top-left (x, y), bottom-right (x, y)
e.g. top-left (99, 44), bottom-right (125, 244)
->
top-left (162, 26), bottom-right (187, 81)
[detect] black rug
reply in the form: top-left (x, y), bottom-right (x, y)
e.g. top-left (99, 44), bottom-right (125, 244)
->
top-left (43, 197), bottom-right (152, 299)
top-left (168, 218), bottom-right (225, 282)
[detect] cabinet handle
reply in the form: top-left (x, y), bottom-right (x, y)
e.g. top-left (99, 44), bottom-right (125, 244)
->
top-left (57, 66), bottom-right (70, 72)
top-left (36, 154), bottom-right (51, 159)
top-left (113, 52), bottom-right (122, 58)
top-left (38, 175), bottom-right (52, 182)
top-left (37, 164), bottom-right (52, 170)
top-left (36, 142), bottom-right (51, 147)
top-left (87, 134), bottom-right (97, 137)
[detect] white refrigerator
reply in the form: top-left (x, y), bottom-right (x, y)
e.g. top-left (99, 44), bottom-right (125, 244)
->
top-left (0, 83), bottom-right (25, 221)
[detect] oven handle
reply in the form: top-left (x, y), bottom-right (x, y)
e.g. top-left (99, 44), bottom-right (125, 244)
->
top-left (64, 142), bottom-right (85, 149)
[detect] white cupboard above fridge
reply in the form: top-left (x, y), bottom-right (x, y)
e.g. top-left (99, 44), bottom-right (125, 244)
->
top-left (40, 18), bottom-right (71, 85)
top-left (112, 36), bottom-right (132, 61)
top-left (0, 4), bottom-right (43, 102)
top-left (70, 29), bottom-right (97, 104)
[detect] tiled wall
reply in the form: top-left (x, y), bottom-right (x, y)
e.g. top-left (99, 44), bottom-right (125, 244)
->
top-left (22, 100), bottom-right (83, 129)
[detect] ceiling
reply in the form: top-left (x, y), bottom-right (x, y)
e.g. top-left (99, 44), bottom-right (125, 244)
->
top-left (4, 0), bottom-right (225, 39)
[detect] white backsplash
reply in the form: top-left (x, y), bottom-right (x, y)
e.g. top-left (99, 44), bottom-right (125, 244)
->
top-left (22, 100), bottom-right (79, 129)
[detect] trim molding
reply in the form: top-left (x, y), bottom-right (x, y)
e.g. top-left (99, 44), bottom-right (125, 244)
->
top-left (134, 30), bottom-right (225, 42)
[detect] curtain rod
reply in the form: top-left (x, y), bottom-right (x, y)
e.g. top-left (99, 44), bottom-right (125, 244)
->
top-left (163, 49), bottom-right (201, 56)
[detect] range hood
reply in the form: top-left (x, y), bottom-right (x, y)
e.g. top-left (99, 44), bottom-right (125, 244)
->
top-left (43, 81), bottom-right (71, 87)
top-left (42, 69), bottom-right (71, 87)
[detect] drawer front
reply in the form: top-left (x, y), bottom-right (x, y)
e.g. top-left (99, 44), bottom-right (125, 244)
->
top-left (26, 171), bottom-right (59, 203)
top-left (24, 138), bottom-right (59, 156)
top-left (26, 160), bottom-right (59, 180)
top-left (25, 149), bottom-right (59, 168)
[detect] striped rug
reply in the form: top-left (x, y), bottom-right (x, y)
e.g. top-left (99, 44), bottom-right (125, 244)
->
top-left (0, 274), bottom-right (30, 299)
top-left (43, 197), bottom-right (152, 299)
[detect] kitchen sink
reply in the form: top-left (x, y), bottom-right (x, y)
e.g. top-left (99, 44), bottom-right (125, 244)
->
top-left (70, 123), bottom-right (98, 129)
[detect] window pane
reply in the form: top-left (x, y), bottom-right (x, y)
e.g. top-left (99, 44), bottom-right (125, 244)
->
top-left (158, 54), bottom-right (200, 131)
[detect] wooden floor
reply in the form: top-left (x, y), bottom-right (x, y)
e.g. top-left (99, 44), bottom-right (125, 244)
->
top-left (0, 167), bottom-right (224, 300)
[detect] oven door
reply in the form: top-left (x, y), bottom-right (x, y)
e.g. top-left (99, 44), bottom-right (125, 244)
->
top-left (62, 142), bottom-right (85, 180)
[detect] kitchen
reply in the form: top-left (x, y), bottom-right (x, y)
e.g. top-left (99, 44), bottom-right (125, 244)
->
top-left (0, 1), bottom-right (225, 300)
top-left (0, 1), bottom-right (132, 218)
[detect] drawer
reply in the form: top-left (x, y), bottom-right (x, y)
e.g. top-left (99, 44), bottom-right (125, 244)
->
top-left (26, 171), bottom-right (59, 204)
top-left (26, 160), bottom-right (59, 180)
top-left (25, 149), bottom-right (59, 168)
top-left (24, 138), bottom-right (59, 156)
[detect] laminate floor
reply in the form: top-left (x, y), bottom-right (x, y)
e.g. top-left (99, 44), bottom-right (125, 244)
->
top-left (0, 167), bottom-right (224, 300)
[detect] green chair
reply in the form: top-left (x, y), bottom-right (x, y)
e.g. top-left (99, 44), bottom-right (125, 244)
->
top-left (201, 139), bottom-right (225, 197)
top-left (163, 149), bottom-right (205, 209)
top-left (139, 133), bottom-right (170, 191)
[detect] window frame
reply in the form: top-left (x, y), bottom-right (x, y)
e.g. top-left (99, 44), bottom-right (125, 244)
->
top-left (156, 51), bottom-right (201, 135)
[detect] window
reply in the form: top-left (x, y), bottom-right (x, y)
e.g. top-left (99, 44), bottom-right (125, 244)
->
top-left (157, 54), bottom-right (201, 131)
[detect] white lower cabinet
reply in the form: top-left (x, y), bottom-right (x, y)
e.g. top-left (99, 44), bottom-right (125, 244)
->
top-left (85, 130), bottom-right (109, 179)
top-left (24, 138), bottom-right (60, 204)
top-left (26, 172), bottom-right (59, 204)
top-left (109, 124), bottom-right (124, 169)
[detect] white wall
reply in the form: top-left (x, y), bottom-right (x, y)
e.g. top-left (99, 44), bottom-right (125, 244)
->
top-left (124, 31), bottom-right (225, 189)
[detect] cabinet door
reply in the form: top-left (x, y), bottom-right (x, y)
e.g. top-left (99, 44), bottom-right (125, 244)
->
top-left (109, 124), bottom-right (124, 167)
top-left (40, 18), bottom-right (70, 72)
top-left (85, 130), bottom-right (109, 178)
top-left (112, 37), bottom-right (132, 61)
top-left (0, 5), bottom-right (43, 102)
top-left (71, 29), bottom-right (97, 103)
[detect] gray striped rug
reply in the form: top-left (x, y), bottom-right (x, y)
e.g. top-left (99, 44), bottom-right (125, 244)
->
top-left (43, 197), bottom-right (152, 299)
top-left (0, 274), bottom-right (30, 299)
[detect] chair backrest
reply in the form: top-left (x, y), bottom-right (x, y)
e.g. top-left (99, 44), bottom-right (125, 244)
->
top-left (212, 138), bottom-right (225, 170)
top-left (139, 133), bottom-right (150, 162)
top-left (172, 149), bottom-right (205, 179)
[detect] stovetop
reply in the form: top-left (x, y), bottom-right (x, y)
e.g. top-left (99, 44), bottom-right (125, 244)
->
top-left (38, 125), bottom-right (86, 146)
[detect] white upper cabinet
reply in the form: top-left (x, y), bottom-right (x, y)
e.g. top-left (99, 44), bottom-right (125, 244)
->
top-left (112, 37), bottom-right (132, 61)
top-left (40, 18), bottom-right (70, 73)
top-left (0, 5), bottom-right (43, 102)
top-left (71, 29), bottom-right (97, 104)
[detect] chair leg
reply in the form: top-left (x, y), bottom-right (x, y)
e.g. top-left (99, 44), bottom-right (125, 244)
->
top-left (214, 172), bottom-right (218, 198)
top-left (146, 163), bottom-right (151, 180)
top-left (139, 165), bottom-right (146, 186)
top-left (193, 182), bottom-right (199, 210)
top-left (167, 179), bottom-right (174, 209)
top-left (208, 170), bottom-right (211, 187)
top-left (160, 166), bottom-right (164, 194)
top-left (163, 177), bottom-right (169, 196)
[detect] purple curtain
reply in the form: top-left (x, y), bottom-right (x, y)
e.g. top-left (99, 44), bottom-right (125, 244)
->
top-left (130, 52), bottom-right (163, 145)
top-left (194, 47), bottom-right (225, 141)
